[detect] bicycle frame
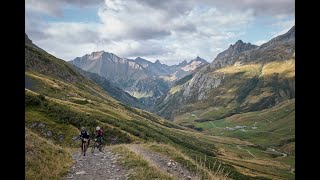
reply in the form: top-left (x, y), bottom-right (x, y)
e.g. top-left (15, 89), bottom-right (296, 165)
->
top-left (81, 138), bottom-right (89, 155)
top-left (91, 138), bottom-right (104, 153)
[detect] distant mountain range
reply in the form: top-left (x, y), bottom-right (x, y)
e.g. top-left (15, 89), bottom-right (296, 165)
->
top-left (69, 51), bottom-right (208, 106)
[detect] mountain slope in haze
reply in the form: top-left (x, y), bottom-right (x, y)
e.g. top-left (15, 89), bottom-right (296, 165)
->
top-left (74, 67), bottom-right (146, 109)
top-left (134, 57), bottom-right (174, 76)
top-left (133, 56), bottom-right (208, 83)
top-left (169, 56), bottom-right (208, 82)
top-left (70, 52), bottom-right (208, 107)
top-left (69, 51), bottom-right (169, 106)
top-left (155, 26), bottom-right (295, 120)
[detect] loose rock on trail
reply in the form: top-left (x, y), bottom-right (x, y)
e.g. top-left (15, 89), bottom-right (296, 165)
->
top-left (65, 148), bottom-right (130, 180)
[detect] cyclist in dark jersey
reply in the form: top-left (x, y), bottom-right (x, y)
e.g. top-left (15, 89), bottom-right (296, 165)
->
top-left (79, 127), bottom-right (90, 152)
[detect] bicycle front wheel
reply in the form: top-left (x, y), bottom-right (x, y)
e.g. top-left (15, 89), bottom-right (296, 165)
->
top-left (99, 144), bottom-right (105, 152)
top-left (83, 143), bottom-right (86, 155)
top-left (91, 144), bottom-right (94, 153)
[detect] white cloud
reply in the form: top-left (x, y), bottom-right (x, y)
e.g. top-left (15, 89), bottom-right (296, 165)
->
top-left (25, 0), bottom-right (103, 17)
top-left (26, 0), bottom-right (294, 65)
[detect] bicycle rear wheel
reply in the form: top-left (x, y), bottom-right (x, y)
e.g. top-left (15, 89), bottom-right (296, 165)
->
top-left (82, 142), bottom-right (84, 153)
top-left (98, 144), bottom-right (104, 152)
top-left (82, 142), bottom-right (86, 156)
top-left (91, 143), bottom-right (95, 153)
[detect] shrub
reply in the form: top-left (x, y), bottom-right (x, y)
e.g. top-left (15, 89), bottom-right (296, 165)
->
top-left (25, 93), bottom-right (42, 106)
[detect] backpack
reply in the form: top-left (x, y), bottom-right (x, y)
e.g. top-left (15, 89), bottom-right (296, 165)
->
top-left (80, 131), bottom-right (89, 138)
top-left (97, 129), bottom-right (103, 136)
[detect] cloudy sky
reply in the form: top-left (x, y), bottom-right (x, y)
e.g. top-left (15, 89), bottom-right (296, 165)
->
top-left (26, 0), bottom-right (295, 65)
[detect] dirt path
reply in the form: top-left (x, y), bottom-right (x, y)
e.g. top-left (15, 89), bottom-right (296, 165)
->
top-left (236, 145), bottom-right (255, 158)
top-left (267, 148), bottom-right (287, 158)
top-left (258, 114), bottom-right (273, 124)
top-left (210, 121), bottom-right (217, 128)
top-left (128, 144), bottom-right (197, 180)
top-left (64, 148), bottom-right (130, 180)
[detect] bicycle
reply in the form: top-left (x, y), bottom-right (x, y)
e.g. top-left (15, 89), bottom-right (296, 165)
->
top-left (81, 138), bottom-right (90, 156)
top-left (91, 137), bottom-right (105, 153)
top-left (91, 137), bottom-right (118, 153)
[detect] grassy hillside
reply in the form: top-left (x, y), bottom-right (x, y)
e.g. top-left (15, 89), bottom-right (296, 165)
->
top-left (25, 128), bottom-right (73, 179)
top-left (174, 99), bottom-right (295, 179)
top-left (179, 99), bottom-right (295, 148)
top-left (168, 59), bottom-right (295, 122)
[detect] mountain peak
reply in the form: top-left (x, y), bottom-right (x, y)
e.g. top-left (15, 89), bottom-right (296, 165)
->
top-left (155, 60), bottom-right (161, 64)
top-left (25, 33), bottom-right (32, 44)
top-left (235, 40), bottom-right (244, 45)
top-left (260, 25), bottom-right (295, 48)
top-left (178, 60), bottom-right (188, 66)
top-left (215, 40), bottom-right (258, 61)
top-left (79, 50), bottom-right (120, 62)
top-left (84, 51), bottom-right (106, 59)
top-left (25, 33), bottom-right (44, 51)
top-left (92, 50), bottom-right (106, 55)
top-left (287, 25), bottom-right (295, 34)
top-left (194, 56), bottom-right (207, 62)
top-left (134, 57), bottom-right (152, 68)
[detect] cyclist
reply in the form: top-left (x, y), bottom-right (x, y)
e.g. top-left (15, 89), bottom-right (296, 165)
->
top-left (95, 126), bottom-right (103, 145)
top-left (79, 127), bottom-right (90, 156)
top-left (92, 126), bottom-right (104, 152)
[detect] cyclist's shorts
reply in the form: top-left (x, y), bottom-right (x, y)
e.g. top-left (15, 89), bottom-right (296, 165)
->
top-left (97, 137), bottom-right (103, 143)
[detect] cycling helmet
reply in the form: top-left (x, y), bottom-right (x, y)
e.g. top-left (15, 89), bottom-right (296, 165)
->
top-left (96, 126), bottom-right (100, 131)
top-left (81, 127), bottom-right (86, 132)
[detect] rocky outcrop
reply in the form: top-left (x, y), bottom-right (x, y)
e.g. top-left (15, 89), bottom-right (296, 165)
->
top-left (215, 40), bottom-right (258, 61)
top-left (211, 26), bottom-right (295, 69)
top-left (25, 33), bottom-right (44, 51)
top-left (183, 66), bottom-right (225, 100)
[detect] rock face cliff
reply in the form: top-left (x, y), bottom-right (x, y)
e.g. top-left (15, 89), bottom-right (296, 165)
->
top-left (154, 26), bottom-right (295, 120)
top-left (70, 51), bottom-right (147, 86)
